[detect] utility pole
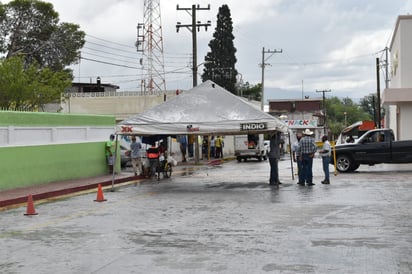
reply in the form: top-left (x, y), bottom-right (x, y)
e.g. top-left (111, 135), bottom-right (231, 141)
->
top-left (176, 4), bottom-right (210, 165)
top-left (384, 47), bottom-right (390, 89)
top-left (176, 4), bottom-right (211, 87)
top-left (260, 47), bottom-right (282, 111)
top-left (316, 89), bottom-right (331, 135)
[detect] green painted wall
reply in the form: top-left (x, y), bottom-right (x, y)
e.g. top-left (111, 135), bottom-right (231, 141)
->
top-left (0, 142), bottom-right (120, 191)
top-left (0, 111), bottom-right (119, 191)
top-left (0, 111), bottom-right (115, 127)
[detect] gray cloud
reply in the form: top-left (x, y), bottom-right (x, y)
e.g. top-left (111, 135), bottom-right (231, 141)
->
top-left (3, 0), bottom-right (411, 101)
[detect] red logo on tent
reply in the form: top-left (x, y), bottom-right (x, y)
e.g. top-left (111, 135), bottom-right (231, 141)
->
top-left (187, 127), bottom-right (200, 132)
top-left (121, 126), bottom-right (133, 132)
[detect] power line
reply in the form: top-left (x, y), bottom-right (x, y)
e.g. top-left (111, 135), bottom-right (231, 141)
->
top-left (86, 34), bottom-right (136, 49)
top-left (80, 56), bottom-right (140, 69)
top-left (85, 40), bottom-right (137, 55)
top-left (81, 51), bottom-right (138, 65)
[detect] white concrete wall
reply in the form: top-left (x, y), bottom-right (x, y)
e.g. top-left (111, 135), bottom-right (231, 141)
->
top-left (391, 22), bottom-right (401, 88)
top-left (390, 17), bottom-right (412, 88)
top-left (385, 16), bottom-right (412, 140)
top-left (399, 19), bottom-right (412, 87)
top-left (398, 103), bottom-right (412, 140)
top-left (0, 126), bottom-right (114, 147)
top-left (60, 91), bottom-right (179, 121)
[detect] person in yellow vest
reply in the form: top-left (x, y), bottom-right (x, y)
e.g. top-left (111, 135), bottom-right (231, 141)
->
top-left (215, 136), bottom-right (224, 158)
top-left (105, 134), bottom-right (115, 174)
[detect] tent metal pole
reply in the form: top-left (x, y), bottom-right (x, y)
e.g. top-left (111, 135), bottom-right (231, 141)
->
top-left (287, 132), bottom-right (294, 181)
top-left (111, 134), bottom-right (119, 191)
top-left (195, 135), bottom-right (200, 164)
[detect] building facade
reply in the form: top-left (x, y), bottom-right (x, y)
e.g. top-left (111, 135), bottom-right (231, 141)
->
top-left (382, 15), bottom-right (412, 140)
top-left (268, 99), bottom-right (324, 141)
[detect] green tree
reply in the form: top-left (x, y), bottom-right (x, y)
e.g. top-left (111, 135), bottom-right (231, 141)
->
top-left (0, 56), bottom-right (72, 110)
top-left (240, 82), bottom-right (261, 101)
top-left (359, 93), bottom-right (386, 125)
top-left (201, 4), bottom-right (238, 93)
top-left (0, 0), bottom-right (85, 71)
top-left (325, 96), bottom-right (372, 137)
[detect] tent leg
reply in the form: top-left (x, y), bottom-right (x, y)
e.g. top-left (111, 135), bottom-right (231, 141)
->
top-left (111, 134), bottom-right (119, 192)
top-left (288, 132), bottom-right (294, 181)
top-left (195, 135), bottom-right (200, 164)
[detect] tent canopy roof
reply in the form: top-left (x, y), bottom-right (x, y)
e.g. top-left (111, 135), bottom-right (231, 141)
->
top-left (117, 80), bottom-right (288, 136)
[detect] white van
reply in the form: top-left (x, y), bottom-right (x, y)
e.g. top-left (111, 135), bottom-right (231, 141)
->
top-left (234, 134), bottom-right (267, 162)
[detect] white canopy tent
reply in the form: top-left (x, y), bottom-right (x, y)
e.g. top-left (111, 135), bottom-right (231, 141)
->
top-left (116, 80), bottom-right (288, 136)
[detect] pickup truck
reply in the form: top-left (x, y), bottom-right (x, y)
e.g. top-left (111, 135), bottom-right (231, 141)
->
top-left (332, 128), bottom-right (412, 172)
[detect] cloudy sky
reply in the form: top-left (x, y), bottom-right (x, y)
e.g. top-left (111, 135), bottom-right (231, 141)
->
top-left (5, 0), bottom-right (412, 101)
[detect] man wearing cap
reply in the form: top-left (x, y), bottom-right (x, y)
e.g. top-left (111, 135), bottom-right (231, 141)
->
top-left (297, 129), bottom-right (317, 186)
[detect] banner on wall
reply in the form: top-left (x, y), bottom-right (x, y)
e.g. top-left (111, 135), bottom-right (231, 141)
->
top-left (283, 119), bottom-right (317, 128)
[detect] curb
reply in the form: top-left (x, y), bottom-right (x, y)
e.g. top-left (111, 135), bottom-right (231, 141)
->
top-left (0, 175), bottom-right (143, 209)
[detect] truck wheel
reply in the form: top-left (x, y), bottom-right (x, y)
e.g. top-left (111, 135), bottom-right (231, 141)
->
top-left (258, 156), bottom-right (262, 162)
top-left (351, 163), bottom-right (360, 172)
top-left (336, 154), bottom-right (352, 173)
top-left (237, 156), bottom-right (242, 162)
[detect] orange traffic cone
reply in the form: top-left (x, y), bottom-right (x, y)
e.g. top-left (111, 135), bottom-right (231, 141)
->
top-left (94, 184), bottom-right (107, 202)
top-left (24, 194), bottom-right (38, 216)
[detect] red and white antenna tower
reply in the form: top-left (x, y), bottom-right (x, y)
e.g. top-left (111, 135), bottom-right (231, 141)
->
top-left (136, 0), bottom-right (166, 95)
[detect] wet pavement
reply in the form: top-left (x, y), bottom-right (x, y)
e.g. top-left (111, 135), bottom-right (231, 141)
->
top-left (1, 157), bottom-right (411, 273)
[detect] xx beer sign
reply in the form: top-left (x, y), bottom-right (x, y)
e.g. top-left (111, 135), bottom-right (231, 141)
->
top-left (240, 122), bottom-right (267, 131)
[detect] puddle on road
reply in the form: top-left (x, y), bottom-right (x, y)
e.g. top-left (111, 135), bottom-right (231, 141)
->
top-left (206, 182), bottom-right (269, 189)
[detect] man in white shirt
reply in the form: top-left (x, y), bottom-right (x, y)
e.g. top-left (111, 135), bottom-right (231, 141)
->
top-left (319, 135), bottom-right (331, 184)
top-left (291, 132), bottom-right (303, 183)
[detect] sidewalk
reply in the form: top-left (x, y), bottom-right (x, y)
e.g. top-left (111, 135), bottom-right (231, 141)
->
top-left (0, 157), bottom-right (230, 210)
top-left (0, 173), bottom-right (138, 209)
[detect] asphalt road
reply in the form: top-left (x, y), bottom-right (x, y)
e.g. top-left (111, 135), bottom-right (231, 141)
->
top-left (1, 158), bottom-right (411, 273)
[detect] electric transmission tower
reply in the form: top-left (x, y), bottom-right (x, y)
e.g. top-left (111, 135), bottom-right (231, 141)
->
top-left (136, 0), bottom-right (166, 95)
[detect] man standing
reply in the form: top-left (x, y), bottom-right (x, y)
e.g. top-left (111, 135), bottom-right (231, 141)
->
top-left (268, 132), bottom-right (281, 185)
top-left (215, 136), bottom-right (224, 158)
top-left (319, 135), bottom-right (331, 184)
top-left (178, 135), bottom-right (187, 162)
top-left (130, 136), bottom-right (142, 176)
top-left (105, 134), bottom-right (115, 174)
top-left (297, 129), bottom-right (317, 186)
top-left (291, 132), bottom-right (303, 183)
top-left (188, 135), bottom-right (195, 159)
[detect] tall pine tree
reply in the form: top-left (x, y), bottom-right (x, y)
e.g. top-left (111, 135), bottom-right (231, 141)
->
top-left (201, 4), bottom-right (237, 94)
